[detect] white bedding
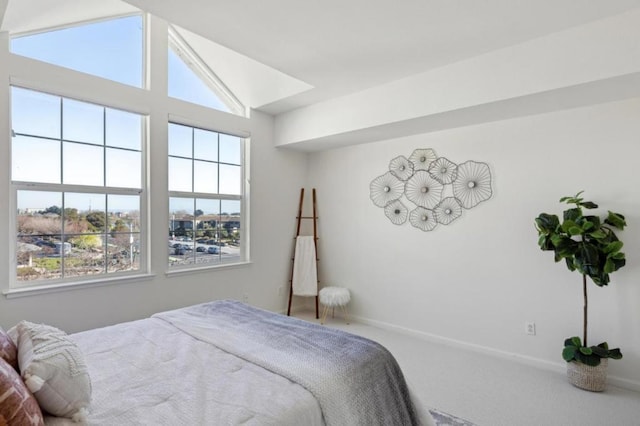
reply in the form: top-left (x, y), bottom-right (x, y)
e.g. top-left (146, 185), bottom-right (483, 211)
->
top-left (45, 317), bottom-right (323, 425)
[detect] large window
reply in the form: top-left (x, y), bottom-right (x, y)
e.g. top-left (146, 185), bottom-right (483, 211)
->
top-left (168, 123), bottom-right (243, 268)
top-left (7, 13), bottom-right (249, 292)
top-left (12, 88), bottom-right (144, 283)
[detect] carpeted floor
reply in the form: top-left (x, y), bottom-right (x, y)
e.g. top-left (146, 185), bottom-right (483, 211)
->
top-left (430, 409), bottom-right (477, 426)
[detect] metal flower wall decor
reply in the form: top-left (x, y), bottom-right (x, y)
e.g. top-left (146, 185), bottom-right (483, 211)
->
top-left (370, 148), bottom-right (493, 231)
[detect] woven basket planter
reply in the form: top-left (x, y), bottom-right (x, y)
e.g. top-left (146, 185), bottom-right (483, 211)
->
top-left (566, 359), bottom-right (608, 392)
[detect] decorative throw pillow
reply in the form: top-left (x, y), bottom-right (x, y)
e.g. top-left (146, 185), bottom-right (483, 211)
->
top-left (0, 326), bottom-right (19, 371)
top-left (14, 321), bottom-right (91, 422)
top-left (0, 356), bottom-right (45, 426)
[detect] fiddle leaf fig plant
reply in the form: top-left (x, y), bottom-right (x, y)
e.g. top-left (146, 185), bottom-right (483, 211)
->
top-left (535, 191), bottom-right (626, 366)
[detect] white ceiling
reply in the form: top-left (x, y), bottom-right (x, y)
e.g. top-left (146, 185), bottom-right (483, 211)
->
top-left (4, 0), bottom-right (640, 115)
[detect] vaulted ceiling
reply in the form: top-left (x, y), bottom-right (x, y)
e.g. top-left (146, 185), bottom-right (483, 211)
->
top-left (4, 0), bottom-right (640, 115)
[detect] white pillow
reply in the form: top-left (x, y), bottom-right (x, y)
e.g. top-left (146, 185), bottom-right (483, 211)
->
top-left (13, 321), bottom-right (91, 422)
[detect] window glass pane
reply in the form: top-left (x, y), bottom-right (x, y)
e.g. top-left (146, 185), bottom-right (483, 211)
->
top-left (108, 233), bottom-right (140, 273)
top-left (106, 108), bottom-right (142, 150)
top-left (12, 135), bottom-right (61, 184)
top-left (168, 123), bottom-right (192, 157)
top-left (193, 160), bottom-right (218, 194)
top-left (63, 99), bottom-right (104, 144)
top-left (221, 199), bottom-right (241, 263)
top-left (11, 87), bottom-right (60, 138)
top-left (194, 198), bottom-right (219, 242)
top-left (219, 133), bottom-right (242, 165)
top-left (169, 197), bottom-right (195, 265)
top-left (65, 193), bottom-right (106, 235)
top-left (107, 195), bottom-right (140, 231)
top-left (194, 128), bottom-right (217, 161)
top-left (168, 157), bottom-right (192, 192)
top-left (11, 15), bottom-right (143, 88)
top-left (63, 142), bottom-right (104, 186)
top-left (168, 48), bottom-right (231, 113)
top-left (17, 191), bottom-right (63, 282)
top-left (106, 148), bottom-right (141, 189)
top-left (64, 235), bottom-right (104, 278)
top-left (219, 164), bottom-right (241, 195)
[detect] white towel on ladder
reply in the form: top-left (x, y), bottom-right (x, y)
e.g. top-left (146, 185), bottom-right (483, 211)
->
top-left (292, 236), bottom-right (318, 296)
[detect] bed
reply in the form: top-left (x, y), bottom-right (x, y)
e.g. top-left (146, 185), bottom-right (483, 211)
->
top-left (4, 300), bottom-right (434, 425)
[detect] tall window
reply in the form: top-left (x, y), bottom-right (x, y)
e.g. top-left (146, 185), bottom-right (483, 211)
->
top-left (12, 87), bottom-right (144, 283)
top-left (168, 123), bottom-right (243, 268)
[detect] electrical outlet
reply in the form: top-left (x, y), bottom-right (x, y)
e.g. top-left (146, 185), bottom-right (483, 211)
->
top-left (525, 322), bottom-right (536, 335)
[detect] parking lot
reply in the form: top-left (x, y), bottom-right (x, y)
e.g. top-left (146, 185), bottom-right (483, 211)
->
top-left (168, 238), bottom-right (240, 265)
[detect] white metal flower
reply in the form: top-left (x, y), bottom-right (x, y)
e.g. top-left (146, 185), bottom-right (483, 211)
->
top-left (404, 170), bottom-right (443, 209)
top-left (370, 172), bottom-right (405, 207)
top-left (428, 157), bottom-right (458, 185)
top-left (452, 161), bottom-right (492, 209)
top-left (433, 197), bottom-right (463, 225)
top-left (409, 207), bottom-right (438, 232)
top-left (389, 155), bottom-right (414, 181)
top-left (409, 148), bottom-right (437, 170)
top-left (384, 200), bottom-right (409, 225)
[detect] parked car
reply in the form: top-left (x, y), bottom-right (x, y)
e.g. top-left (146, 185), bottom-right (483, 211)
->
top-left (207, 246), bottom-right (220, 254)
top-left (173, 247), bottom-right (186, 255)
top-left (196, 246), bottom-right (207, 252)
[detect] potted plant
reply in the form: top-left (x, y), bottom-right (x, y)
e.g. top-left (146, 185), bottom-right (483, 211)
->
top-left (534, 191), bottom-right (626, 391)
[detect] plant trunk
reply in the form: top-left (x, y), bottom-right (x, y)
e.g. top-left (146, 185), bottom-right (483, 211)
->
top-left (583, 274), bottom-right (588, 346)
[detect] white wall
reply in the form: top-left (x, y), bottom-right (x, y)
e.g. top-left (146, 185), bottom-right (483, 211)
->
top-left (307, 98), bottom-right (640, 389)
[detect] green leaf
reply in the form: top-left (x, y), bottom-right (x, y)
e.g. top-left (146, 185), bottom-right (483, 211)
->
top-left (563, 208), bottom-right (582, 223)
top-left (535, 214), bottom-right (560, 233)
top-left (560, 191), bottom-right (584, 205)
top-left (568, 226), bottom-right (582, 236)
top-left (604, 259), bottom-right (616, 274)
top-left (580, 201), bottom-right (598, 209)
top-left (588, 229), bottom-right (607, 239)
top-left (604, 241), bottom-right (623, 254)
top-left (569, 336), bottom-right (582, 347)
top-left (608, 348), bottom-right (623, 360)
top-left (581, 221), bottom-right (594, 231)
top-left (579, 346), bottom-right (593, 355)
top-left (605, 211), bottom-right (626, 230)
top-left (562, 346), bottom-right (577, 361)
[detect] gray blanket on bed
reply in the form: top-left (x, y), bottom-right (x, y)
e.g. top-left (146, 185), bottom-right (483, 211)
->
top-left (153, 300), bottom-right (421, 426)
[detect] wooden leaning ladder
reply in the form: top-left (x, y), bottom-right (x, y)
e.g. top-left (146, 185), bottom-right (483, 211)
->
top-left (287, 188), bottom-right (319, 318)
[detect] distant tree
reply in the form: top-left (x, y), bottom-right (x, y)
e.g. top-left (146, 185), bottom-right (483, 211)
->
top-left (70, 234), bottom-right (102, 250)
top-left (85, 211), bottom-right (106, 232)
top-left (41, 205), bottom-right (61, 215)
top-left (195, 209), bottom-right (204, 217)
top-left (111, 219), bottom-right (129, 237)
top-left (18, 215), bottom-right (61, 235)
top-left (64, 208), bottom-right (79, 222)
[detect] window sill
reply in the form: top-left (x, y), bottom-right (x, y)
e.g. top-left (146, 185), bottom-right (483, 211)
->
top-left (166, 260), bottom-right (252, 278)
top-left (3, 273), bottom-right (156, 299)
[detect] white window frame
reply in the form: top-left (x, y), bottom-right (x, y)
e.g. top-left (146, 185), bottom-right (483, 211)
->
top-left (9, 86), bottom-right (149, 290)
top-left (167, 118), bottom-right (249, 272)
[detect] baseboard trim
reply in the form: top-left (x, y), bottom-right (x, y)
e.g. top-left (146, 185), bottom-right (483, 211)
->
top-left (349, 313), bottom-right (640, 393)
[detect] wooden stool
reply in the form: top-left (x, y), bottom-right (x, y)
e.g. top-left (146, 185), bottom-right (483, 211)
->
top-left (319, 287), bottom-right (350, 324)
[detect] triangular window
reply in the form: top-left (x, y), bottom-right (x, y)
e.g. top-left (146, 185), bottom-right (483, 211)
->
top-left (168, 27), bottom-right (244, 116)
top-left (10, 15), bottom-right (143, 88)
